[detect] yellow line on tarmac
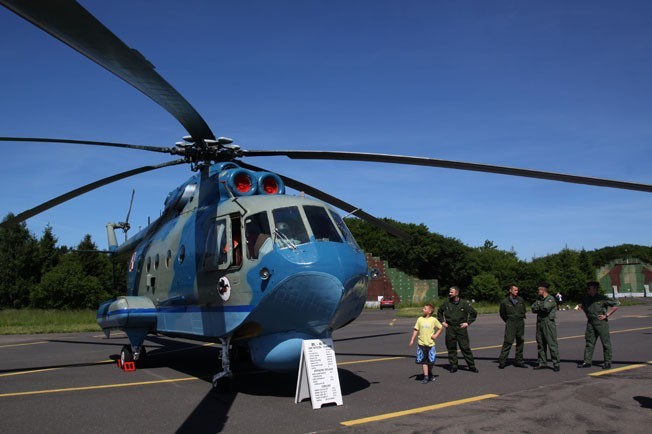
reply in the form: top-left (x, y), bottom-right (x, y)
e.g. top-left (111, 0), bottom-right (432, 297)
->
top-left (338, 356), bottom-right (404, 366)
top-left (340, 394), bottom-right (499, 426)
top-left (0, 368), bottom-right (60, 377)
top-left (589, 360), bottom-right (652, 377)
top-left (0, 377), bottom-right (199, 398)
top-left (0, 341), bottom-right (48, 349)
top-left (610, 326), bottom-right (652, 334)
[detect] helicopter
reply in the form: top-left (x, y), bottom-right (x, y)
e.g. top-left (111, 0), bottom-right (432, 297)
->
top-left (2, 0), bottom-right (652, 390)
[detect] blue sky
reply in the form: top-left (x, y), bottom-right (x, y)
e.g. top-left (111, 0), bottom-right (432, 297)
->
top-left (1, 0), bottom-right (651, 260)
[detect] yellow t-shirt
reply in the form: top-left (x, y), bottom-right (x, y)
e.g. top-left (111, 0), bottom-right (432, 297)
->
top-left (414, 316), bottom-right (442, 347)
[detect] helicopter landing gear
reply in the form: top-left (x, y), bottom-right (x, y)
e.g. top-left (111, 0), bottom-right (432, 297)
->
top-left (119, 345), bottom-right (136, 371)
top-left (212, 335), bottom-right (233, 391)
top-left (118, 344), bottom-right (147, 371)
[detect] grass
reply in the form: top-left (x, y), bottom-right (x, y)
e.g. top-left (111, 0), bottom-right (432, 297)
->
top-left (1, 297), bottom-right (646, 334)
top-left (394, 297), bottom-right (647, 317)
top-left (0, 309), bottom-right (100, 334)
top-left (395, 301), bottom-right (500, 318)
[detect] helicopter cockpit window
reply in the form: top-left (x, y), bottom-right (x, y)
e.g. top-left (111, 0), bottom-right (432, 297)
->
top-left (272, 206), bottom-right (309, 249)
top-left (245, 212), bottom-right (272, 260)
top-left (204, 218), bottom-right (229, 270)
top-left (329, 210), bottom-right (360, 249)
top-left (304, 205), bottom-right (343, 242)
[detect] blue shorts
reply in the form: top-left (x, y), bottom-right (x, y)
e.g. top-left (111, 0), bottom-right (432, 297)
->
top-left (416, 345), bottom-right (436, 365)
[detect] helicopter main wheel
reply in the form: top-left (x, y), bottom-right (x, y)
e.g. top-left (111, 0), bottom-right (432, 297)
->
top-left (119, 345), bottom-right (136, 372)
top-left (135, 345), bottom-right (147, 369)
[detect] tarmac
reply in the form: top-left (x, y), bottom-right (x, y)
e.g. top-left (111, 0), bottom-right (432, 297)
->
top-left (0, 303), bottom-right (651, 433)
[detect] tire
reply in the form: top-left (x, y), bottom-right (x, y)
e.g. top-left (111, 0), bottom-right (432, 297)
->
top-left (135, 345), bottom-right (147, 369)
top-left (120, 345), bottom-right (134, 367)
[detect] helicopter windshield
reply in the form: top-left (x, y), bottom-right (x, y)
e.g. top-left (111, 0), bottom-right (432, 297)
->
top-left (304, 205), bottom-right (342, 242)
top-left (329, 209), bottom-right (360, 249)
top-left (272, 206), bottom-right (309, 249)
top-left (245, 211), bottom-right (272, 259)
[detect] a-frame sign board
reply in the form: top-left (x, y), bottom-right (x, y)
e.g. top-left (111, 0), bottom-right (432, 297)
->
top-left (294, 338), bottom-right (343, 409)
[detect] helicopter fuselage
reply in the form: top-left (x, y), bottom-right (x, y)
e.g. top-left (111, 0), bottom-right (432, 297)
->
top-left (98, 162), bottom-right (369, 371)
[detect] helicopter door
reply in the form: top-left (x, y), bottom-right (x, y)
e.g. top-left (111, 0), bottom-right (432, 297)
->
top-left (203, 215), bottom-right (243, 271)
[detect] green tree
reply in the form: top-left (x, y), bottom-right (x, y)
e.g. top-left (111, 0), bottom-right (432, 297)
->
top-left (545, 249), bottom-right (587, 301)
top-left (469, 240), bottom-right (522, 290)
top-left (38, 225), bottom-right (60, 276)
top-left (469, 272), bottom-right (502, 302)
top-left (30, 253), bottom-right (110, 309)
top-left (75, 234), bottom-right (114, 297)
top-left (0, 214), bottom-right (39, 308)
top-left (346, 218), bottom-right (474, 292)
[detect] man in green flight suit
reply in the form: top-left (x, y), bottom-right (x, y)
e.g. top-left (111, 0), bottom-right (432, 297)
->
top-left (498, 284), bottom-right (528, 369)
top-left (531, 282), bottom-right (560, 372)
top-left (437, 286), bottom-right (478, 373)
top-left (577, 281), bottom-right (619, 369)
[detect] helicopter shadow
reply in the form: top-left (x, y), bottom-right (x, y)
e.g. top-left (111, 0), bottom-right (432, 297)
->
top-left (134, 336), bottom-right (370, 432)
top-left (174, 367), bottom-right (370, 433)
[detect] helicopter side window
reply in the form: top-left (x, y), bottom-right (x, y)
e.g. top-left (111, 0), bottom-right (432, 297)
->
top-left (204, 218), bottom-right (229, 270)
top-left (304, 205), bottom-right (343, 242)
top-left (329, 210), bottom-right (360, 250)
top-left (272, 206), bottom-right (309, 249)
top-left (230, 216), bottom-right (242, 268)
top-left (245, 212), bottom-right (272, 260)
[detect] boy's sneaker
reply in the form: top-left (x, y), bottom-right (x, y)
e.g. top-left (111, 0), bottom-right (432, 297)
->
top-left (421, 377), bottom-right (429, 384)
top-left (428, 375), bottom-right (435, 382)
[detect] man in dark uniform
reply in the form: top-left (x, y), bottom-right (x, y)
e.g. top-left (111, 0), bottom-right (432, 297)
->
top-left (498, 284), bottom-right (527, 369)
top-left (531, 282), bottom-right (560, 372)
top-left (437, 286), bottom-right (478, 373)
top-left (577, 281), bottom-right (619, 369)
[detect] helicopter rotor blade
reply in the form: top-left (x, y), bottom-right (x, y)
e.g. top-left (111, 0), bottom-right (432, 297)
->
top-left (242, 150), bottom-right (652, 194)
top-left (0, 159), bottom-right (186, 229)
top-left (0, 0), bottom-right (215, 142)
top-left (124, 189), bottom-right (135, 225)
top-left (237, 161), bottom-right (409, 239)
top-left (0, 137), bottom-right (172, 153)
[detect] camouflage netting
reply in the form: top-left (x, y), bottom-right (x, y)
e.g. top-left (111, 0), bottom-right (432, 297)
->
top-left (597, 258), bottom-right (652, 297)
top-left (366, 254), bottom-right (438, 305)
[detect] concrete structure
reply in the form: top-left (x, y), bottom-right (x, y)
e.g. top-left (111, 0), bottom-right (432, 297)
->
top-left (597, 258), bottom-right (652, 298)
top-left (365, 254), bottom-right (438, 307)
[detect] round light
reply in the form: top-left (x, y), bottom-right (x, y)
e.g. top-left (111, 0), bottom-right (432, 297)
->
top-left (234, 173), bottom-right (252, 193)
top-left (262, 177), bottom-right (279, 194)
top-left (259, 267), bottom-right (271, 280)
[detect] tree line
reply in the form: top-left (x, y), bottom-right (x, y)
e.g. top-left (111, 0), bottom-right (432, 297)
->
top-left (0, 214), bottom-right (125, 309)
top-left (1, 213), bottom-right (649, 309)
top-left (345, 218), bottom-right (652, 303)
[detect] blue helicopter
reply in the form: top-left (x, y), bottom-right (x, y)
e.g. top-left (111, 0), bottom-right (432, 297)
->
top-left (2, 0), bottom-right (652, 390)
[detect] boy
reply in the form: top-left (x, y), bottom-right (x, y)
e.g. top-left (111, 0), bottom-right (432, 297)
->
top-left (409, 303), bottom-right (443, 383)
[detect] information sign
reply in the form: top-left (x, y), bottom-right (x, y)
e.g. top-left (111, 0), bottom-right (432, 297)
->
top-left (294, 338), bottom-right (343, 409)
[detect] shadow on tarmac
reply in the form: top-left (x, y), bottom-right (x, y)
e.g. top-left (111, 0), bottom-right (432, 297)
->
top-left (633, 396), bottom-right (652, 409)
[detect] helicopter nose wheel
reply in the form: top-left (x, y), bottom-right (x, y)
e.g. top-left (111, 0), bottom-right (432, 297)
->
top-left (119, 345), bottom-right (135, 371)
top-left (118, 344), bottom-right (147, 371)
